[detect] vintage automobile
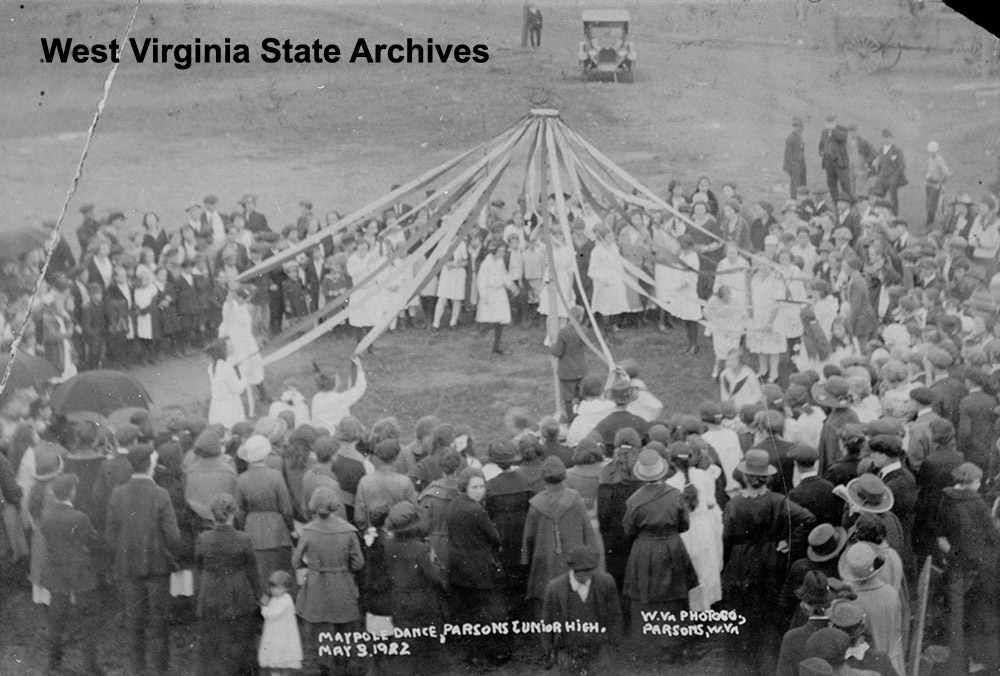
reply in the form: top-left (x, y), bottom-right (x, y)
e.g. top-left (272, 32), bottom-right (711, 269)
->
top-left (578, 9), bottom-right (636, 82)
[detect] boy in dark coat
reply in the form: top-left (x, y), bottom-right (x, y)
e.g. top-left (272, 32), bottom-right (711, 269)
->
top-left (172, 260), bottom-right (201, 354)
top-left (541, 544), bottom-right (623, 674)
top-left (41, 474), bottom-right (102, 675)
top-left (937, 463), bottom-right (1000, 675)
top-left (549, 306), bottom-right (588, 421)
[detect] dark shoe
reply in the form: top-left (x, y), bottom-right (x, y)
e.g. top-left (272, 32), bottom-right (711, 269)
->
top-left (492, 348), bottom-right (508, 355)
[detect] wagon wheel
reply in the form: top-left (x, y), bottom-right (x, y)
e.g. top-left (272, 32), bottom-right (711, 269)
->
top-left (844, 35), bottom-right (883, 75)
top-left (877, 42), bottom-right (903, 72)
top-left (953, 38), bottom-right (983, 77)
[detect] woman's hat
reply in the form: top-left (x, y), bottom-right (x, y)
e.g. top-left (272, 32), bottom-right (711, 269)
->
top-left (605, 368), bottom-right (638, 405)
top-left (807, 524), bottom-right (849, 562)
top-left (238, 435), bottom-right (272, 464)
top-left (736, 448), bottom-right (777, 477)
top-left (33, 442), bottom-right (65, 481)
top-left (811, 376), bottom-right (852, 409)
top-left (632, 448), bottom-right (669, 482)
top-left (253, 417), bottom-right (287, 444)
top-left (386, 502), bottom-right (422, 534)
top-left (838, 542), bottom-right (885, 582)
top-left (541, 456), bottom-right (567, 483)
top-left (804, 628), bottom-right (851, 667)
top-left (796, 570), bottom-right (835, 606)
top-left (488, 440), bottom-right (521, 465)
top-left (335, 416), bottom-right (367, 443)
top-left (844, 474), bottom-right (894, 514)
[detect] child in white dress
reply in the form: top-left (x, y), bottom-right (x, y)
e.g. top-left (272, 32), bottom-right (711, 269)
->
top-left (259, 570), bottom-right (303, 675)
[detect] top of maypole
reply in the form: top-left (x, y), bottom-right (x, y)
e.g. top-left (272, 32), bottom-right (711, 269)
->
top-left (530, 108), bottom-right (561, 118)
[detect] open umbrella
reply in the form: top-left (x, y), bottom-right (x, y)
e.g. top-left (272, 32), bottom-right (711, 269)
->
top-left (50, 370), bottom-right (154, 417)
top-left (0, 351), bottom-right (59, 398)
top-left (0, 227), bottom-right (50, 261)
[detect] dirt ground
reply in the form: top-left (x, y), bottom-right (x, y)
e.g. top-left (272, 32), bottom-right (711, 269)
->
top-left (0, 1), bottom-right (997, 674)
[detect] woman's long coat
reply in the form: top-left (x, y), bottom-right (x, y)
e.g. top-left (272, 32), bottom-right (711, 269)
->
top-left (292, 515), bottom-right (365, 624)
top-left (521, 485), bottom-right (595, 601)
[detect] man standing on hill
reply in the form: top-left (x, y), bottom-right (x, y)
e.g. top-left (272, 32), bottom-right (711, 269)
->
top-left (784, 117), bottom-right (807, 199)
top-left (874, 129), bottom-right (907, 216)
top-left (821, 118), bottom-right (852, 202)
top-left (527, 4), bottom-right (543, 48)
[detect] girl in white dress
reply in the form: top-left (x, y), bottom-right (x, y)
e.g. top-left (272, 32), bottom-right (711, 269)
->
top-left (703, 285), bottom-right (747, 379)
top-left (433, 235), bottom-right (469, 329)
top-left (588, 226), bottom-right (630, 332)
top-left (218, 285), bottom-right (265, 413)
top-left (346, 240), bottom-right (383, 343)
top-left (207, 338), bottom-right (246, 430)
top-left (259, 570), bottom-right (303, 675)
top-left (537, 228), bottom-right (577, 326)
top-left (476, 241), bottom-right (518, 355)
top-left (652, 216), bottom-right (679, 332)
top-left (132, 265), bottom-right (158, 365)
top-left (747, 262), bottom-right (785, 383)
top-left (658, 234), bottom-right (703, 354)
top-left (665, 442), bottom-right (723, 611)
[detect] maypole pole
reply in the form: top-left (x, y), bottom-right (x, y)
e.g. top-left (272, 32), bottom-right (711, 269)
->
top-left (535, 109), bottom-right (564, 420)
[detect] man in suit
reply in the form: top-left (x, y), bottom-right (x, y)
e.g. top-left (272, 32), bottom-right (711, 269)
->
top-left (820, 117), bottom-right (852, 201)
top-left (200, 194), bottom-right (227, 247)
top-left (869, 435), bottom-right (918, 544)
top-left (927, 348), bottom-right (968, 429)
top-left (550, 306), bottom-right (588, 421)
top-left (835, 195), bottom-right (861, 242)
top-left (847, 125), bottom-right (878, 197)
top-left (239, 194), bottom-right (270, 235)
top-left (784, 117), bottom-right (807, 199)
top-left (752, 409), bottom-right (797, 495)
top-left (907, 387), bottom-right (944, 473)
top-left (77, 203), bottom-right (102, 254)
top-left (874, 129), bottom-right (907, 216)
top-left (388, 184), bottom-right (412, 221)
top-left (844, 257), bottom-right (878, 343)
top-left (40, 219), bottom-right (76, 282)
top-left (787, 445), bottom-right (842, 527)
top-left (41, 474), bottom-right (103, 675)
top-left (106, 445), bottom-right (181, 676)
top-left (958, 368), bottom-right (998, 471)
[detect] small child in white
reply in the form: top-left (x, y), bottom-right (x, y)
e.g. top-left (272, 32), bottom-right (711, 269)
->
top-left (259, 570), bottom-right (303, 675)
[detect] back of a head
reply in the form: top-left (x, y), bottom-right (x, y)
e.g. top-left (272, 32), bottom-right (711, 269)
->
top-left (309, 486), bottom-right (342, 518)
top-left (127, 444), bottom-right (156, 474)
top-left (313, 435), bottom-right (340, 464)
top-left (539, 416), bottom-right (560, 441)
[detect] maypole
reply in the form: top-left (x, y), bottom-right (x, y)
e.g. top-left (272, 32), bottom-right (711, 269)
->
top-left (535, 110), bottom-right (565, 419)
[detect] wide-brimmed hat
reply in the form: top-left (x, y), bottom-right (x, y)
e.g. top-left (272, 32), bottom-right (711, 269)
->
top-left (238, 435), bottom-right (272, 464)
top-left (807, 524), bottom-right (849, 562)
top-left (838, 542), bottom-right (885, 583)
top-left (386, 502), bottom-right (423, 534)
top-left (33, 442), bottom-right (66, 481)
top-left (632, 448), bottom-right (669, 482)
top-left (844, 474), bottom-right (894, 514)
top-left (811, 376), bottom-right (852, 409)
top-left (736, 448), bottom-right (777, 477)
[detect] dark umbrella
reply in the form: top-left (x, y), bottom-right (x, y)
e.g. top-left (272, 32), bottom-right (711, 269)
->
top-left (0, 227), bottom-right (50, 261)
top-left (0, 351), bottom-right (59, 398)
top-left (50, 370), bottom-right (154, 417)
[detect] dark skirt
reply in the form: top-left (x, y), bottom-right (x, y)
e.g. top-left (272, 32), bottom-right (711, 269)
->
top-left (196, 614), bottom-right (260, 676)
top-left (622, 534), bottom-right (698, 604)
